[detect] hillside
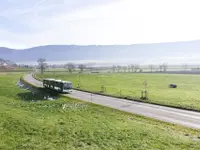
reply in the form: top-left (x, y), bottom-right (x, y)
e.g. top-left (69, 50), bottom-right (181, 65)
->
top-left (1, 73), bottom-right (200, 149)
top-left (1, 40), bottom-right (200, 64)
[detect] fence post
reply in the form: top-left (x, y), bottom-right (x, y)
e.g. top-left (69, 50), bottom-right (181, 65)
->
top-left (91, 93), bottom-right (93, 103)
top-left (141, 90), bottom-right (148, 100)
top-left (101, 85), bottom-right (105, 93)
top-left (141, 90), bottom-right (143, 98)
top-left (145, 90), bottom-right (148, 99)
top-left (141, 80), bottom-right (148, 100)
top-left (119, 89), bottom-right (122, 97)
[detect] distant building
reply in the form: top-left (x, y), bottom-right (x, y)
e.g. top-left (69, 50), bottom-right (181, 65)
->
top-left (0, 59), bottom-right (16, 71)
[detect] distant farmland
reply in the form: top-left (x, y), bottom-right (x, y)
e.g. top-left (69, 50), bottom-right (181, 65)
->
top-left (38, 72), bottom-right (200, 111)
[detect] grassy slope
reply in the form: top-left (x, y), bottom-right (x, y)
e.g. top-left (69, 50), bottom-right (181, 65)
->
top-left (38, 72), bottom-right (200, 111)
top-left (1, 73), bottom-right (200, 150)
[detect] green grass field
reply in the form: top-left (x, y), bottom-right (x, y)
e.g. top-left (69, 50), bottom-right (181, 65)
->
top-left (38, 72), bottom-right (200, 111)
top-left (1, 73), bottom-right (200, 149)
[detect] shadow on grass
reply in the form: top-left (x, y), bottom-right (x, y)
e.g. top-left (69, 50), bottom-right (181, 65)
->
top-left (17, 79), bottom-right (60, 102)
top-left (18, 92), bottom-right (45, 102)
top-left (17, 89), bottom-right (60, 102)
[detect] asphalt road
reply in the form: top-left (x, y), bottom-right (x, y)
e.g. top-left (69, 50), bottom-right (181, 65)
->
top-left (24, 74), bottom-right (200, 129)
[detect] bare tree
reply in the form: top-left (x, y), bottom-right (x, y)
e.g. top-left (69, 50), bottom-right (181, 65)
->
top-left (155, 67), bottom-right (158, 72)
top-left (37, 58), bottom-right (47, 74)
top-left (0, 58), bottom-right (5, 69)
top-left (159, 64), bottom-right (163, 72)
top-left (134, 64), bottom-right (140, 72)
top-left (122, 66), bottom-right (127, 72)
top-left (149, 64), bottom-right (154, 72)
top-left (163, 63), bottom-right (168, 72)
top-left (78, 64), bottom-right (86, 73)
top-left (127, 65), bottom-right (131, 72)
top-left (65, 63), bottom-right (75, 73)
top-left (130, 64), bottom-right (134, 72)
top-left (183, 64), bottom-right (188, 71)
top-left (112, 65), bottom-right (116, 73)
top-left (117, 65), bottom-right (121, 72)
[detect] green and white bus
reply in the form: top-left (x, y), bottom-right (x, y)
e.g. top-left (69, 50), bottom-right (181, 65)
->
top-left (43, 78), bottom-right (72, 93)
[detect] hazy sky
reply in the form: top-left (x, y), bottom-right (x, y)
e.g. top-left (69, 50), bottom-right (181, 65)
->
top-left (1, 0), bottom-right (200, 49)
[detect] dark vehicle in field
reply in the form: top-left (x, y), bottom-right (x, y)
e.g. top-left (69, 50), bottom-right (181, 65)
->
top-left (169, 84), bottom-right (177, 88)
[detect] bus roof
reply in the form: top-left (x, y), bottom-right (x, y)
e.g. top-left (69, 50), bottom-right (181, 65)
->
top-left (44, 78), bottom-right (72, 83)
top-left (44, 78), bottom-right (55, 81)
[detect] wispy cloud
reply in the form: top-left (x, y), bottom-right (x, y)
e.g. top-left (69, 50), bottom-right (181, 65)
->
top-left (0, 0), bottom-right (200, 49)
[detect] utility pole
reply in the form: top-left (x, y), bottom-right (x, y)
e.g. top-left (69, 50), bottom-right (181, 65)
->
top-left (77, 74), bottom-right (81, 88)
top-left (141, 80), bottom-right (148, 99)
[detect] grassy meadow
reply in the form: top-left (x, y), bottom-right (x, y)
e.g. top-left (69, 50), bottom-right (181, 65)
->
top-left (1, 72), bottom-right (200, 149)
top-left (38, 72), bottom-right (200, 111)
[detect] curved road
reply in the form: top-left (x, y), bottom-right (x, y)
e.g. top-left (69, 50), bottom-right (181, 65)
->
top-left (24, 74), bottom-right (200, 130)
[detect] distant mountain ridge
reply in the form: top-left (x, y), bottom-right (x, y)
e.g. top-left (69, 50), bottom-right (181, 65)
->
top-left (1, 40), bottom-right (200, 64)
